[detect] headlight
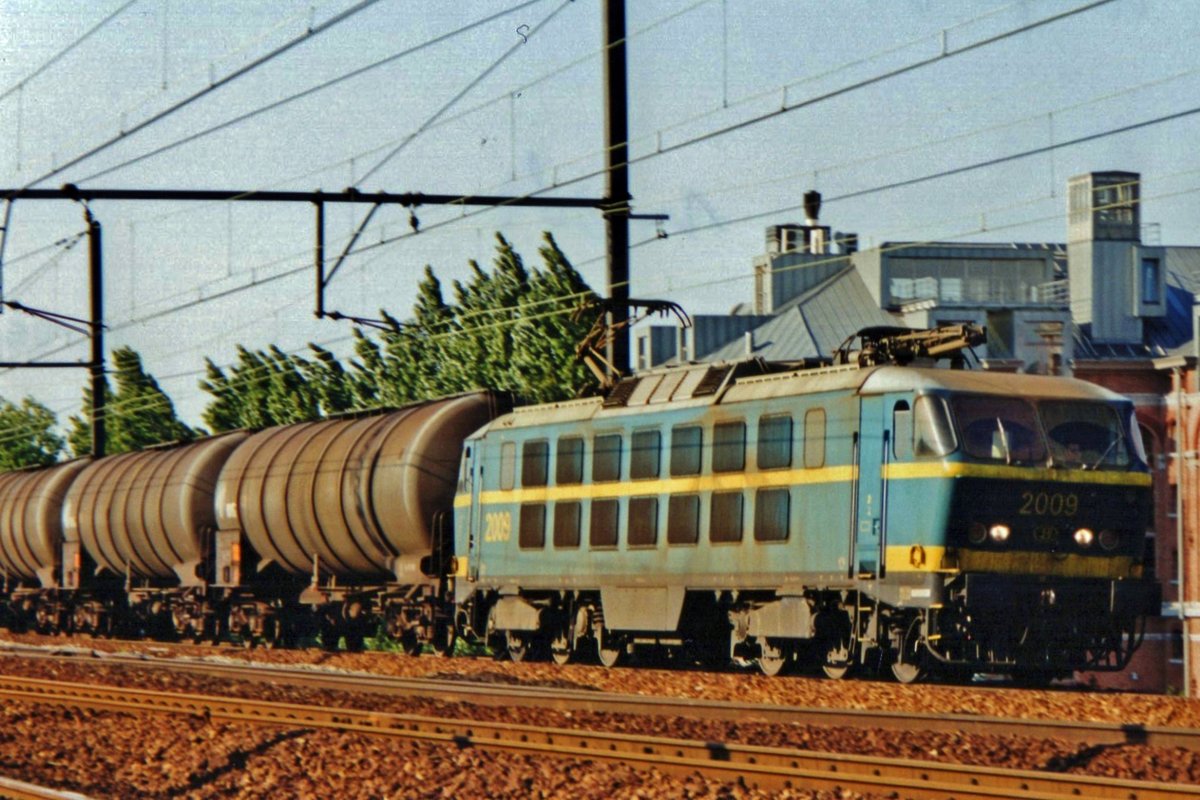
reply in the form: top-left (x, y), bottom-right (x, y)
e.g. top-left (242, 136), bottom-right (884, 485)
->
top-left (968, 522), bottom-right (988, 544)
top-left (1073, 528), bottom-right (1095, 548)
top-left (988, 524), bottom-right (1010, 543)
top-left (1098, 529), bottom-right (1120, 551)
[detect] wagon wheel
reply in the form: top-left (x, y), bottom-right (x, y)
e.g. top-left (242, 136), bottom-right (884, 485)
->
top-left (890, 617), bottom-right (926, 684)
top-left (757, 638), bottom-right (788, 677)
top-left (597, 627), bottom-right (624, 668)
top-left (400, 628), bottom-right (423, 657)
top-left (506, 631), bottom-right (529, 663)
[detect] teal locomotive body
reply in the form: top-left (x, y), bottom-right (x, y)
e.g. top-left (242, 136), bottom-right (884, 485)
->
top-left (453, 358), bottom-right (1158, 680)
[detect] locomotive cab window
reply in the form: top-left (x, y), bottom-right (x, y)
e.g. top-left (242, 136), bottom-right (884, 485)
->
top-left (556, 437), bottom-right (584, 484)
top-left (631, 430), bottom-right (661, 479)
top-left (757, 414), bottom-right (792, 469)
top-left (593, 434), bottom-right (622, 482)
top-left (522, 440), bottom-right (549, 487)
top-left (914, 396), bottom-right (955, 457)
top-left (1040, 401), bottom-right (1131, 469)
top-left (670, 424), bottom-right (703, 476)
top-left (712, 421), bottom-right (746, 473)
top-left (953, 396), bottom-right (1044, 464)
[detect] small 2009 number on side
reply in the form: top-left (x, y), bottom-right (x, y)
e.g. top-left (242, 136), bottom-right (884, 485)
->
top-left (1019, 491), bottom-right (1078, 517)
top-left (483, 511), bottom-right (512, 542)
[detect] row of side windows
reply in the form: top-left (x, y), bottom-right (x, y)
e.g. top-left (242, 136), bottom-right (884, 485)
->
top-left (498, 409), bottom-right (827, 491)
top-left (516, 488), bottom-right (793, 550)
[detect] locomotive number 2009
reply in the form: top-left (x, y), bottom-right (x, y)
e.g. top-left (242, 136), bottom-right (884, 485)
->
top-left (1019, 491), bottom-right (1078, 517)
top-left (483, 511), bottom-right (513, 542)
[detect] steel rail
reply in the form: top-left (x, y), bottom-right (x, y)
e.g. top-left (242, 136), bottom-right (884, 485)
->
top-left (0, 777), bottom-right (93, 800)
top-left (1, 675), bottom-right (1196, 800)
top-left (13, 645), bottom-right (1196, 753)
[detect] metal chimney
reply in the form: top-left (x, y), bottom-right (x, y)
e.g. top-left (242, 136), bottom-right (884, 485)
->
top-left (803, 190), bottom-right (822, 226)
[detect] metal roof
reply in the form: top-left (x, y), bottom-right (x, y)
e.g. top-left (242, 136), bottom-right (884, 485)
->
top-left (703, 266), bottom-right (897, 363)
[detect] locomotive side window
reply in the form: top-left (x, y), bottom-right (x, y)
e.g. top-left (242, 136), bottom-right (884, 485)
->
top-left (803, 409), bottom-right (826, 468)
top-left (709, 491), bottom-right (744, 543)
top-left (670, 425), bottom-right (703, 476)
top-left (556, 437), bottom-right (585, 484)
top-left (554, 501), bottom-right (582, 548)
top-left (892, 401), bottom-right (913, 461)
top-left (667, 494), bottom-right (700, 545)
top-left (953, 396), bottom-right (1044, 464)
top-left (628, 496), bottom-right (659, 547)
top-left (522, 440), bottom-right (550, 487)
top-left (519, 503), bottom-right (546, 549)
top-left (500, 442), bottom-right (516, 490)
top-left (590, 499), bottom-right (619, 548)
top-left (914, 396), bottom-right (955, 457)
top-left (712, 421), bottom-right (746, 473)
top-left (755, 488), bottom-right (790, 541)
top-left (593, 434), bottom-right (622, 482)
top-left (757, 414), bottom-right (792, 469)
top-left (631, 430), bottom-right (661, 479)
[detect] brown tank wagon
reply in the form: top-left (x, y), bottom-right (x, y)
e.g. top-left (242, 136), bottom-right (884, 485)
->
top-left (0, 459), bottom-right (89, 589)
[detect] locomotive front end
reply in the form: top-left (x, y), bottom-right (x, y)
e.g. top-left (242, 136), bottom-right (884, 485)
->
top-left (910, 385), bottom-right (1159, 677)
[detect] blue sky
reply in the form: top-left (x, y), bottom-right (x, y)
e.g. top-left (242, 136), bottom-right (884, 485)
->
top-left (0, 0), bottom-right (1197, 426)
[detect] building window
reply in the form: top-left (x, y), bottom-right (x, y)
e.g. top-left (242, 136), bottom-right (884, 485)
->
top-left (804, 408), bottom-right (826, 468)
top-left (755, 488), bottom-right (790, 542)
top-left (519, 504), bottom-right (546, 549)
top-left (628, 497), bottom-right (659, 547)
top-left (710, 491), bottom-right (744, 543)
top-left (667, 494), bottom-right (700, 545)
top-left (1142, 257), bottom-right (1161, 305)
top-left (553, 501), bottom-right (581, 548)
top-left (712, 421), bottom-right (746, 473)
top-left (522, 440), bottom-right (549, 487)
top-left (556, 437), bottom-right (584, 485)
top-left (593, 434), bottom-right (622, 482)
top-left (637, 335), bottom-right (648, 371)
top-left (631, 430), bottom-right (661, 480)
top-left (1170, 627), bottom-right (1184, 663)
top-left (670, 424), bottom-right (703, 476)
top-left (590, 499), bottom-right (619, 548)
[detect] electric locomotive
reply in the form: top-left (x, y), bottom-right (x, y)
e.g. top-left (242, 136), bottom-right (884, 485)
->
top-left (452, 325), bottom-right (1159, 681)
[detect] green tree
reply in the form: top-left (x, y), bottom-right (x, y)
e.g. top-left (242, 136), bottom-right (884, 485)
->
top-left (0, 397), bottom-right (64, 469)
top-left (69, 347), bottom-right (193, 456)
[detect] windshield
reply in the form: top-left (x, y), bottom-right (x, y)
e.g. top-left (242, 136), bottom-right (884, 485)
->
top-left (945, 394), bottom-right (1133, 468)
top-left (952, 396), bottom-right (1045, 464)
top-left (1040, 400), bottom-right (1130, 468)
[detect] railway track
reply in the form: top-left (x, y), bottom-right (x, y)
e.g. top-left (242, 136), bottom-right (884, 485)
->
top-left (5, 642), bottom-right (1198, 753)
top-left (0, 673), bottom-right (1196, 800)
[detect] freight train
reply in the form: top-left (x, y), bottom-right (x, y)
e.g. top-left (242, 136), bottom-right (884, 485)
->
top-left (0, 325), bottom-right (1160, 682)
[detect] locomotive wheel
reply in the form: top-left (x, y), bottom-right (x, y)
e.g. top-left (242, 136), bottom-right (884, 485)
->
top-left (550, 632), bottom-right (572, 666)
top-left (432, 621), bottom-right (456, 658)
top-left (890, 618), bottom-right (926, 684)
top-left (506, 631), bottom-right (529, 663)
top-left (597, 628), bottom-right (624, 668)
top-left (757, 638), bottom-right (788, 677)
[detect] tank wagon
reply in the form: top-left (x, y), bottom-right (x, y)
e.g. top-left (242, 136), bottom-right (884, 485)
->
top-left (452, 333), bottom-right (1159, 682)
top-left (0, 326), bottom-right (1162, 682)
